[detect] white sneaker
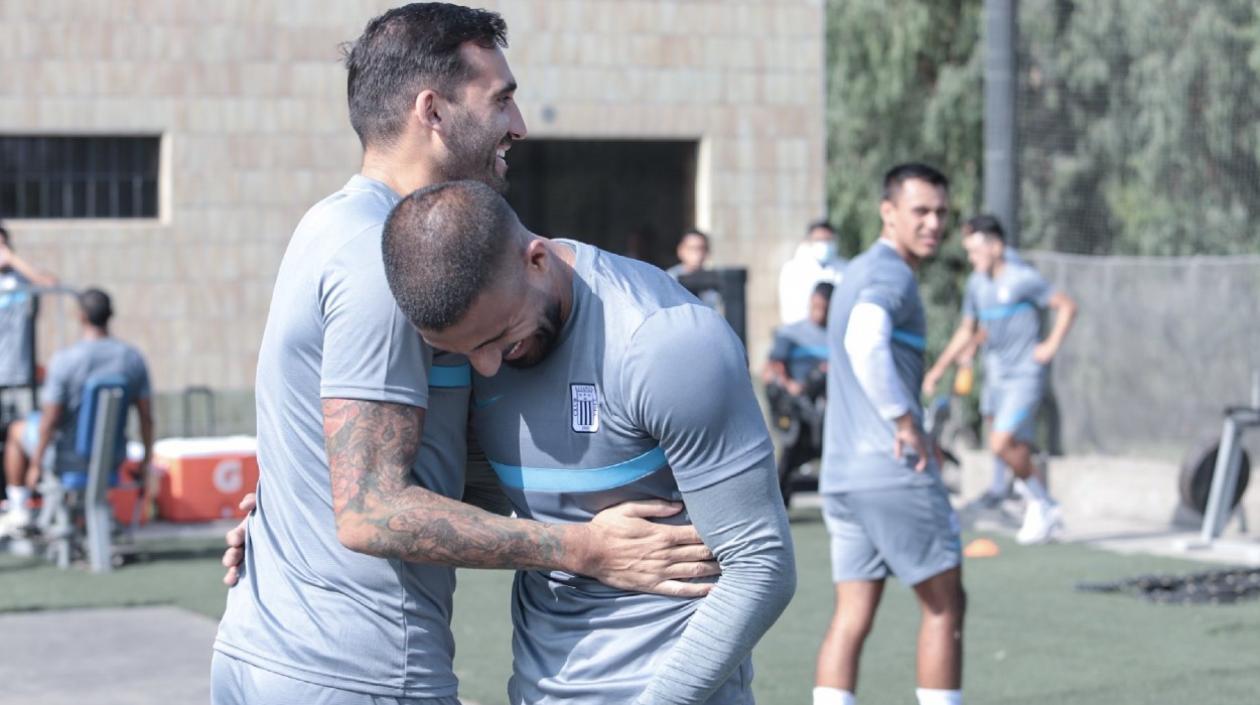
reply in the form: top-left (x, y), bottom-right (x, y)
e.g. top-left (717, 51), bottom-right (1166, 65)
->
top-left (1016, 501), bottom-right (1063, 545)
top-left (0, 508), bottom-right (33, 538)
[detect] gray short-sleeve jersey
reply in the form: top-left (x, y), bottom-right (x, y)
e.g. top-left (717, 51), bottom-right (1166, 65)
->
top-left (214, 175), bottom-right (471, 699)
top-left (770, 319), bottom-right (829, 381)
top-left (968, 261), bottom-right (1054, 379)
top-left (821, 240), bottom-right (934, 493)
top-left (471, 241), bottom-right (773, 704)
top-left (40, 337), bottom-right (150, 468)
top-left (0, 270), bottom-right (34, 387)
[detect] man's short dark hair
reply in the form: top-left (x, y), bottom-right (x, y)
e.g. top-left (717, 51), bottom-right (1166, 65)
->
top-left (964, 214), bottom-right (1005, 242)
top-left (344, 3), bottom-right (508, 148)
top-left (679, 228), bottom-right (709, 247)
top-left (882, 162), bottom-right (949, 202)
top-left (806, 219), bottom-right (834, 236)
top-left (79, 288), bottom-right (113, 327)
top-left (383, 180), bottom-right (519, 331)
top-left (812, 282), bottom-right (835, 302)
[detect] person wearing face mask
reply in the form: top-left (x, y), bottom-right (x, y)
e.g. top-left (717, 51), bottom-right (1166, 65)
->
top-left (779, 220), bottom-right (846, 325)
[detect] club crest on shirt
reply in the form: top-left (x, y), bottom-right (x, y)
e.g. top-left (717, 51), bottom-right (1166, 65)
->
top-left (570, 383), bottom-right (600, 433)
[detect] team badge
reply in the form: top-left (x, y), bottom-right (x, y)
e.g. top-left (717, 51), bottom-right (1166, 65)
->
top-left (571, 384), bottom-right (600, 433)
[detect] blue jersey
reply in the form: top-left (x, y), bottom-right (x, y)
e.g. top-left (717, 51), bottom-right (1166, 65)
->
top-left (769, 319), bottom-right (829, 381)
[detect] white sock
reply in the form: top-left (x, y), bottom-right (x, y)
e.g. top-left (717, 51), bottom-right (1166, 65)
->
top-left (1021, 475), bottom-right (1053, 505)
top-left (988, 456), bottom-right (1009, 496)
top-left (813, 686), bottom-right (856, 705)
top-left (916, 687), bottom-right (962, 705)
top-left (5, 486), bottom-right (30, 513)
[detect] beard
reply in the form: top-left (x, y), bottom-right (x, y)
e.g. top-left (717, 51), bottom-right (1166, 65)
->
top-left (439, 106), bottom-right (510, 194)
top-left (505, 297), bottom-right (564, 370)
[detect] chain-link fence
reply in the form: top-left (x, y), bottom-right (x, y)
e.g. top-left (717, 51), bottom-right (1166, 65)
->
top-left (1027, 251), bottom-right (1260, 458)
top-left (1016, 0), bottom-right (1260, 256)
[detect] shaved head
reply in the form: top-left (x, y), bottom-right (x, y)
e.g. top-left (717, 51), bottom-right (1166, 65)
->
top-left (383, 179), bottom-right (523, 332)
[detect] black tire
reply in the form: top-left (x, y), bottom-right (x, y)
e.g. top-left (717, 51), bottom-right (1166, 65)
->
top-left (1179, 438), bottom-right (1251, 516)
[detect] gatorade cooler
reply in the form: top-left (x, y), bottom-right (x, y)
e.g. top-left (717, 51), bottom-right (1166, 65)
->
top-left (154, 436), bottom-right (258, 522)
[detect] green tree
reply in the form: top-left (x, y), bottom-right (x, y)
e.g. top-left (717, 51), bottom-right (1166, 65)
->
top-left (1019, 0), bottom-right (1260, 255)
top-left (824, 0), bottom-right (984, 367)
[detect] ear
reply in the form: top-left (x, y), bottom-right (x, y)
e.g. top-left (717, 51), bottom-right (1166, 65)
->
top-left (524, 237), bottom-right (549, 273)
top-left (415, 89), bottom-right (443, 132)
top-left (878, 198), bottom-right (895, 227)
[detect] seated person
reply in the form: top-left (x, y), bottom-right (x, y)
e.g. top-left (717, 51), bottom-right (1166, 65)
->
top-left (764, 282), bottom-right (834, 408)
top-left (666, 228), bottom-right (724, 311)
top-left (0, 288), bottom-right (153, 535)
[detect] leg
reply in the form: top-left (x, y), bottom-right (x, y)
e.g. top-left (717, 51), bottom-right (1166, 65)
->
top-left (5, 419), bottom-right (28, 488)
top-left (989, 429), bottom-right (1035, 480)
top-left (911, 566), bottom-right (966, 689)
top-left (816, 579), bottom-right (885, 692)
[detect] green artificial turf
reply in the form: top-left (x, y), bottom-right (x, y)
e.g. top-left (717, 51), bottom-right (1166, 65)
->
top-left (2, 512), bottom-right (1258, 705)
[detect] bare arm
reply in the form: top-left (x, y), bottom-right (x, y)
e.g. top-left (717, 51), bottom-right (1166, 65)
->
top-left (923, 316), bottom-right (979, 394)
top-left (0, 245), bottom-right (58, 288)
top-left (1033, 291), bottom-right (1078, 364)
top-left (326, 398), bottom-right (716, 595)
top-left (134, 397), bottom-right (155, 469)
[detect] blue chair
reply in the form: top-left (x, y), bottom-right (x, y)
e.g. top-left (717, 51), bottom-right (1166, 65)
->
top-left (39, 375), bottom-right (132, 572)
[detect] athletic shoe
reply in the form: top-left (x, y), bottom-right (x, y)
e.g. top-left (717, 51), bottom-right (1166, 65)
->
top-left (1016, 501), bottom-right (1063, 545)
top-left (0, 508), bottom-right (33, 538)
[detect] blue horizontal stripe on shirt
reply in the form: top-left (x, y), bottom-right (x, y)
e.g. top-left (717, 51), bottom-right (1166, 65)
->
top-left (891, 329), bottom-right (926, 351)
top-left (789, 345), bottom-right (829, 360)
top-left (489, 446), bottom-right (668, 493)
top-left (429, 363), bottom-right (471, 388)
top-left (978, 301), bottom-right (1035, 321)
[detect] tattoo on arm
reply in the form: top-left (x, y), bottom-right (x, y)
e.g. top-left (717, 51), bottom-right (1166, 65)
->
top-left (323, 398), bottom-right (571, 571)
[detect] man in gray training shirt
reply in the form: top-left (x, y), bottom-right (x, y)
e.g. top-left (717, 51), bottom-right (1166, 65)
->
top-left (382, 180), bottom-right (797, 705)
top-left (923, 215), bottom-right (1077, 544)
top-left (813, 164), bottom-right (966, 705)
top-left (214, 6), bottom-right (718, 705)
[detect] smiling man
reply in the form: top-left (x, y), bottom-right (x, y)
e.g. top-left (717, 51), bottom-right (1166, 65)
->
top-left (212, 6), bottom-right (719, 705)
top-left (382, 180), bottom-right (797, 705)
top-left (813, 163), bottom-right (966, 705)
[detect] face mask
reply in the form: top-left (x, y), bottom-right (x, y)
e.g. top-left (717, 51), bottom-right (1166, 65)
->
top-left (807, 240), bottom-right (836, 263)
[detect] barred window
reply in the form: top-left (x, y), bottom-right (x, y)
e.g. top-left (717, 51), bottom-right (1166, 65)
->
top-left (0, 135), bottom-right (161, 219)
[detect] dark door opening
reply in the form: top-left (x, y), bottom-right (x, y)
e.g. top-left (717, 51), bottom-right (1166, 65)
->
top-left (504, 139), bottom-right (698, 269)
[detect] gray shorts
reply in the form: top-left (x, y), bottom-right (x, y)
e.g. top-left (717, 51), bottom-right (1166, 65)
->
top-left (991, 375), bottom-right (1044, 442)
top-left (822, 482), bottom-right (961, 587)
top-left (211, 652), bottom-right (462, 705)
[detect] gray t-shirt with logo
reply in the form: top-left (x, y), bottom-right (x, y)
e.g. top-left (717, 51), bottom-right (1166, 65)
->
top-left (472, 241), bottom-right (783, 704)
top-left (962, 261), bottom-right (1054, 379)
top-left (821, 241), bottom-right (934, 493)
top-left (213, 175), bottom-right (472, 699)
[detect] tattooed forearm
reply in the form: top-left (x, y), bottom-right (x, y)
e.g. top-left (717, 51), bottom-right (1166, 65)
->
top-left (323, 398), bottom-right (579, 572)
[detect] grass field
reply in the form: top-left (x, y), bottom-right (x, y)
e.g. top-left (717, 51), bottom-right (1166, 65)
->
top-left (2, 509), bottom-right (1258, 704)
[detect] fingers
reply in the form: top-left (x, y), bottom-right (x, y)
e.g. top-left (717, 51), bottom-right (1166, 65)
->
top-left (609, 499), bottom-right (684, 519)
top-left (239, 493), bottom-right (257, 513)
top-left (662, 559), bottom-right (721, 580)
top-left (658, 542), bottom-right (715, 563)
top-left (221, 546), bottom-right (243, 568)
top-left (646, 580), bottom-right (715, 599)
top-left (663, 525), bottom-right (709, 547)
top-left (222, 565), bottom-right (239, 587)
top-left (225, 520), bottom-right (247, 548)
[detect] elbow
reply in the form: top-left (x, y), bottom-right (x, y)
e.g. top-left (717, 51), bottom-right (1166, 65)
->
top-left (334, 513), bottom-right (379, 556)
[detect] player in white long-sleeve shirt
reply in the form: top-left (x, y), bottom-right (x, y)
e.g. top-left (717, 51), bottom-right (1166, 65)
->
top-left (813, 164), bottom-right (966, 705)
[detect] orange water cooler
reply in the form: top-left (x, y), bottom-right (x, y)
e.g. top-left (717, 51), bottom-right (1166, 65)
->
top-left (154, 436), bottom-right (258, 522)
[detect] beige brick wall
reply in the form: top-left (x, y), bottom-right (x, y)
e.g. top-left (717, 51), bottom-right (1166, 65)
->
top-left (0, 0), bottom-right (825, 429)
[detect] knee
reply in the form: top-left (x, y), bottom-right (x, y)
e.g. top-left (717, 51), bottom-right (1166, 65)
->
top-left (989, 432), bottom-right (1014, 456)
top-left (6, 420), bottom-right (24, 444)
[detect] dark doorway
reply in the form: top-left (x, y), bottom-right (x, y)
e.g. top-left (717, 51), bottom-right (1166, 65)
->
top-left (504, 139), bottom-right (698, 269)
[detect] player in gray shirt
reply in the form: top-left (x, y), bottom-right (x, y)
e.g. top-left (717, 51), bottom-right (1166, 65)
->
top-left (382, 180), bottom-right (796, 705)
top-left (923, 215), bottom-right (1078, 544)
top-left (814, 165), bottom-right (965, 705)
top-left (214, 6), bottom-right (718, 704)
